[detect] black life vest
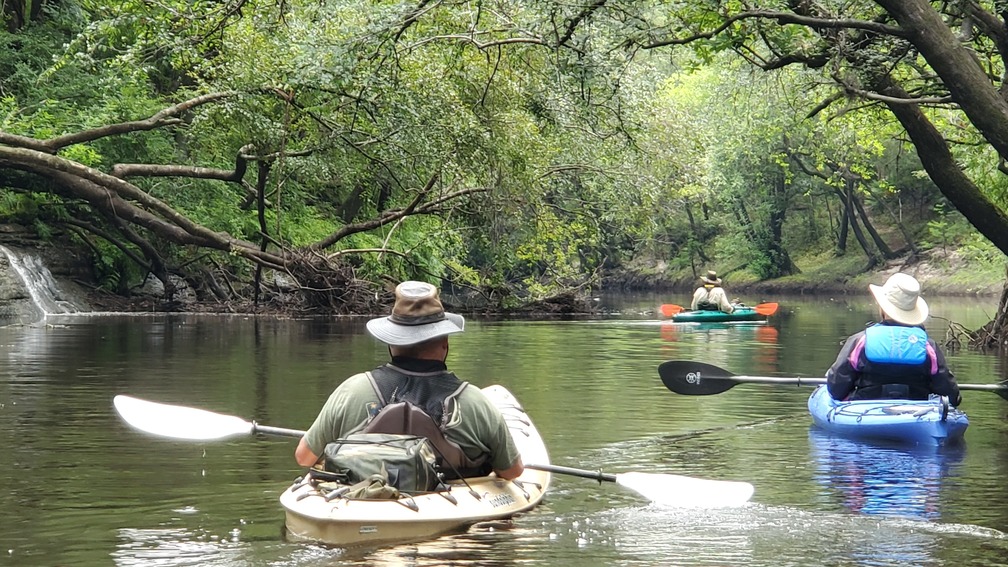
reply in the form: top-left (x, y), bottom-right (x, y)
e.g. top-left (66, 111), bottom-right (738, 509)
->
top-left (363, 365), bottom-right (491, 478)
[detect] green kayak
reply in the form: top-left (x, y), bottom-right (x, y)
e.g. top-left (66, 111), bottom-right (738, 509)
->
top-left (671, 306), bottom-right (765, 323)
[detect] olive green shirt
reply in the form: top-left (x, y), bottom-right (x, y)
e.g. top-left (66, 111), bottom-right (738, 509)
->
top-left (303, 371), bottom-right (521, 472)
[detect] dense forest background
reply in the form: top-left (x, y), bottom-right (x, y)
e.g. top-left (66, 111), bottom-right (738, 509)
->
top-left (3, 1), bottom-right (1008, 344)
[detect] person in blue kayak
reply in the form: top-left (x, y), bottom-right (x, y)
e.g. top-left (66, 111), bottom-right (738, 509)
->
top-left (691, 270), bottom-right (735, 313)
top-left (826, 273), bottom-right (961, 405)
top-left (294, 280), bottom-right (525, 480)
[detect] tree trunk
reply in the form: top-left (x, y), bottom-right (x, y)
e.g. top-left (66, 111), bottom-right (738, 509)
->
top-left (833, 188), bottom-right (849, 255)
top-left (4, 0), bottom-right (43, 32)
top-left (872, 6), bottom-right (1008, 257)
top-left (254, 160), bottom-right (272, 306)
top-left (683, 200), bottom-right (710, 267)
top-left (767, 174), bottom-right (799, 276)
top-left (850, 185), bottom-right (898, 259)
top-left (864, 185), bottom-right (921, 258)
top-left (843, 180), bottom-right (882, 270)
top-left (732, 195), bottom-right (759, 242)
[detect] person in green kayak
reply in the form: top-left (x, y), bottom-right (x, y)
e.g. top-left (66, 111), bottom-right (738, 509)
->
top-left (690, 270), bottom-right (735, 313)
top-left (294, 280), bottom-right (525, 480)
top-left (826, 273), bottom-right (961, 405)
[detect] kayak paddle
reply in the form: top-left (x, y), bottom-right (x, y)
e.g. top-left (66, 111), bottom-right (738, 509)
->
top-left (659, 302), bottom-right (779, 318)
top-left (657, 361), bottom-right (1008, 400)
top-left (113, 395), bottom-right (305, 440)
top-left (114, 395), bottom-right (754, 507)
top-left (525, 463), bottom-right (753, 508)
top-left (659, 304), bottom-right (684, 317)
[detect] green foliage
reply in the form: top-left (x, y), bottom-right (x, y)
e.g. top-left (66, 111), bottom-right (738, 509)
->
top-left (89, 241), bottom-right (126, 292)
top-left (61, 144), bottom-right (103, 167)
top-left (958, 233), bottom-right (1001, 265)
top-left (2, 0), bottom-right (1004, 310)
top-left (921, 203), bottom-right (994, 262)
top-left (925, 203), bottom-right (951, 254)
top-left (0, 191), bottom-right (37, 223)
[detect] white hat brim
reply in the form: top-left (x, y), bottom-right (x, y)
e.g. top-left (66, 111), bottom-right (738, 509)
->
top-left (366, 312), bottom-right (465, 346)
top-left (869, 284), bottom-right (929, 326)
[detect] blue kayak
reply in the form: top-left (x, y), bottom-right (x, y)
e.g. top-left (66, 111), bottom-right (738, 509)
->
top-left (807, 384), bottom-right (968, 446)
top-left (671, 307), bottom-right (764, 323)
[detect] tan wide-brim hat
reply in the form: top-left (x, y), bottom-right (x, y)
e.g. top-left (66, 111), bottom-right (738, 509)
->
top-left (366, 281), bottom-right (465, 346)
top-left (869, 273), bottom-right (929, 326)
top-left (701, 270), bottom-right (722, 286)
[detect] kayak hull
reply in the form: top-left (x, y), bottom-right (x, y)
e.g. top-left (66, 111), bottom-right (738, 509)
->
top-left (807, 384), bottom-right (968, 446)
top-left (280, 385), bottom-right (550, 547)
top-left (671, 307), bottom-right (764, 323)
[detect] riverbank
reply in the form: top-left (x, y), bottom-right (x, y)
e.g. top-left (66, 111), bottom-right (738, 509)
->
top-left (2, 228), bottom-right (1006, 321)
top-left (621, 248), bottom-right (1006, 299)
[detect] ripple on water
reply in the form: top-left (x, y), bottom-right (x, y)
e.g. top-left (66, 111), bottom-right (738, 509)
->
top-left (577, 502), bottom-right (1007, 567)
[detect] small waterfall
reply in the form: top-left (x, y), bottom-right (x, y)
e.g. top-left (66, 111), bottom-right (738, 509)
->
top-left (0, 245), bottom-right (83, 321)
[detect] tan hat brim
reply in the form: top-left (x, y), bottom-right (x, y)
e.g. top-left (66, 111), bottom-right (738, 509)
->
top-left (366, 312), bottom-right (465, 346)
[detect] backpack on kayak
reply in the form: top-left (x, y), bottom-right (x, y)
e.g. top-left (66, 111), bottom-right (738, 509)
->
top-left (321, 399), bottom-right (472, 494)
top-left (322, 432), bottom-right (442, 494)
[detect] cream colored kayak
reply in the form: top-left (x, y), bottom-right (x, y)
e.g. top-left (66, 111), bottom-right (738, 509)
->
top-left (280, 384), bottom-right (551, 547)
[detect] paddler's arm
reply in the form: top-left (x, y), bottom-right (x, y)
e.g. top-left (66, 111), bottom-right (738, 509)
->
top-left (715, 288), bottom-right (734, 313)
top-left (295, 437), bottom-right (320, 467)
top-left (485, 416), bottom-right (524, 480)
top-left (826, 333), bottom-right (862, 400)
top-left (495, 457), bottom-right (524, 480)
top-left (293, 376), bottom-right (368, 467)
top-left (928, 340), bottom-right (962, 406)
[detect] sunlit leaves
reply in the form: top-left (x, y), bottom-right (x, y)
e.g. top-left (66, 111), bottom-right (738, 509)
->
top-left (514, 209), bottom-right (597, 299)
top-left (8, 0), bottom-right (1003, 305)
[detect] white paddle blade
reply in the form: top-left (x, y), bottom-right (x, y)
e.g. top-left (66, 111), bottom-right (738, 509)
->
top-left (113, 395), bottom-right (254, 441)
top-left (615, 472), bottom-right (754, 508)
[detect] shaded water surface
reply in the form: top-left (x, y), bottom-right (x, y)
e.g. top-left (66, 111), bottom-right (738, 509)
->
top-left (1, 292), bottom-right (1007, 566)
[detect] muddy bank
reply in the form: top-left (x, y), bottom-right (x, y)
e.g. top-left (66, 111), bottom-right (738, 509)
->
top-left (737, 272), bottom-right (1005, 298)
top-left (609, 251), bottom-right (1007, 299)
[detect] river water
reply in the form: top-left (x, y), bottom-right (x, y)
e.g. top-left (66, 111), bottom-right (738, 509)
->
top-left (1, 292), bottom-right (1007, 566)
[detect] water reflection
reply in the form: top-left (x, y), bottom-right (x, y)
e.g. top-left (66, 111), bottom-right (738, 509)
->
top-left (659, 321), bottom-right (781, 375)
top-left (4, 295), bottom-right (1008, 567)
top-left (809, 429), bottom-right (964, 520)
top-left (658, 321), bottom-right (774, 342)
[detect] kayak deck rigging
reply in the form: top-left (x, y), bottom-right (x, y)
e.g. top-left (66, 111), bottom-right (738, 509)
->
top-left (807, 385), bottom-right (968, 446)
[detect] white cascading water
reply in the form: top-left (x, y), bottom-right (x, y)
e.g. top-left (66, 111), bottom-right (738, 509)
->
top-left (0, 245), bottom-right (81, 319)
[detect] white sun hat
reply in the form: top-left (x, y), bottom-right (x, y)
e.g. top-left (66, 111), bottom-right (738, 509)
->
top-left (868, 273), bottom-right (929, 326)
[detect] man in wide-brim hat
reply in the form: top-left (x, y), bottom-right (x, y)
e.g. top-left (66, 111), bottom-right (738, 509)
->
top-left (825, 273), bottom-right (961, 404)
top-left (295, 281), bottom-right (525, 480)
top-left (691, 270), bottom-right (734, 313)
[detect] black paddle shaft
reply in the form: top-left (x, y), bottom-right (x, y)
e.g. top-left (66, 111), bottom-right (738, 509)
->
top-left (658, 360), bottom-right (1008, 400)
top-left (525, 463), bottom-right (618, 483)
